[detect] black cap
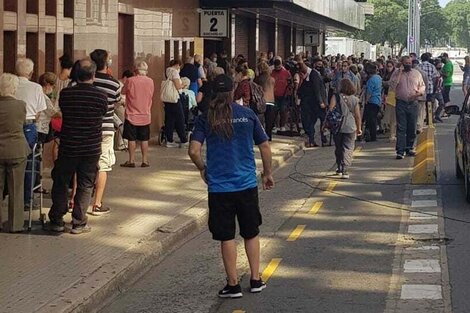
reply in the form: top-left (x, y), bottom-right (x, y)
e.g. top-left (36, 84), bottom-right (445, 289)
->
top-left (213, 74), bottom-right (233, 92)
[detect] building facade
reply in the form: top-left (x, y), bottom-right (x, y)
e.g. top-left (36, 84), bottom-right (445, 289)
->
top-left (0, 0), bottom-right (365, 134)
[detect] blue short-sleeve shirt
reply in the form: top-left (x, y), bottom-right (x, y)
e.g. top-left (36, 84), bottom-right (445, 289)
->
top-left (366, 74), bottom-right (383, 106)
top-left (191, 103), bottom-right (269, 193)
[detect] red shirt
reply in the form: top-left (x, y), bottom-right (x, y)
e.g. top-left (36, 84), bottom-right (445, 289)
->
top-left (122, 75), bottom-right (155, 126)
top-left (271, 68), bottom-right (291, 97)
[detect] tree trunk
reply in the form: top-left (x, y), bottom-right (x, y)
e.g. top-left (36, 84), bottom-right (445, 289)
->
top-left (398, 45), bottom-right (405, 57)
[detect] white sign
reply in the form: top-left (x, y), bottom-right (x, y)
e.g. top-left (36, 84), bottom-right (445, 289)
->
top-left (200, 9), bottom-right (228, 37)
top-left (304, 31), bottom-right (319, 46)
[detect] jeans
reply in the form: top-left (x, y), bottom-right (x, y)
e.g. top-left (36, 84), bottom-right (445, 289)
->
top-left (264, 105), bottom-right (277, 140)
top-left (364, 103), bottom-right (380, 141)
top-left (334, 133), bottom-right (356, 173)
top-left (300, 103), bottom-right (326, 145)
top-left (23, 123), bottom-right (37, 207)
top-left (48, 155), bottom-right (99, 226)
top-left (164, 101), bottom-right (187, 143)
top-left (395, 99), bottom-right (418, 155)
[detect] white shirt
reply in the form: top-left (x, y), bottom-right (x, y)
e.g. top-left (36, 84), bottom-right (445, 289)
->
top-left (16, 77), bottom-right (47, 120)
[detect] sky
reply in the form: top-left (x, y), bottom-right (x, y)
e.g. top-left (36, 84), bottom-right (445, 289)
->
top-left (439, 0), bottom-right (450, 7)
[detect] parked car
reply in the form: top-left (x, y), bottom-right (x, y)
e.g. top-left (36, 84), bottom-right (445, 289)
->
top-left (452, 96), bottom-right (470, 201)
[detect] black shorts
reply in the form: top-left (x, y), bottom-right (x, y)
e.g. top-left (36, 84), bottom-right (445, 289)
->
top-left (443, 86), bottom-right (451, 103)
top-left (123, 120), bottom-right (150, 141)
top-left (208, 187), bottom-right (262, 241)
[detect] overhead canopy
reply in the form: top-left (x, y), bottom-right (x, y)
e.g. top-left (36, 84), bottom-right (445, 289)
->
top-left (200, 0), bottom-right (365, 32)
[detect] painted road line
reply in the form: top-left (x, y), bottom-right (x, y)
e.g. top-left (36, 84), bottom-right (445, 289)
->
top-left (411, 200), bottom-right (438, 208)
top-left (261, 258), bottom-right (282, 282)
top-left (408, 224), bottom-right (439, 234)
top-left (405, 246), bottom-right (440, 251)
top-left (400, 285), bottom-right (442, 300)
top-left (413, 189), bottom-right (437, 196)
top-left (309, 201), bottom-right (323, 215)
top-left (410, 211), bottom-right (438, 220)
top-left (325, 182), bottom-right (337, 193)
top-left (404, 259), bottom-right (441, 273)
top-left (232, 311), bottom-right (245, 313)
top-left (287, 225), bottom-right (306, 241)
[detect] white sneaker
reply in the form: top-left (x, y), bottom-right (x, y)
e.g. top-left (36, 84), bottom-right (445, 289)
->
top-left (180, 142), bottom-right (189, 148)
top-left (280, 127), bottom-right (286, 132)
top-left (165, 142), bottom-right (179, 148)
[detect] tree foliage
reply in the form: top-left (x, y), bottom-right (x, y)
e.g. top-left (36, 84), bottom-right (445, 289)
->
top-left (420, 0), bottom-right (449, 46)
top-left (444, 0), bottom-right (470, 51)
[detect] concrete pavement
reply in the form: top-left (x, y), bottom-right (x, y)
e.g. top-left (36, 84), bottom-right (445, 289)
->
top-left (0, 136), bottom-right (304, 313)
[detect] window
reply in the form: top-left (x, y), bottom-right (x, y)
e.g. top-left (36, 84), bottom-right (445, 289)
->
top-left (45, 0), bottom-right (57, 16)
top-left (3, 31), bottom-right (17, 74)
top-left (45, 34), bottom-right (56, 72)
top-left (26, 32), bottom-right (39, 81)
top-left (4, 0), bottom-right (17, 12)
top-left (26, 0), bottom-right (39, 14)
top-left (64, 0), bottom-right (74, 18)
top-left (63, 34), bottom-right (74, 60)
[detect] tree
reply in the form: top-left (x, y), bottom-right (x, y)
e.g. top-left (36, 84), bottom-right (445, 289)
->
top-left (444, 0), bottom-right (470, 51)
top-left (420, 0), bottom-right (450, 46)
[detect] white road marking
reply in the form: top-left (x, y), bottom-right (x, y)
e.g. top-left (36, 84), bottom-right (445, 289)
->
top-left (404, 259), bottom-right (441, 273)
top-left (412, 189), bottom-right (437, 196)
top-left (408, 224), bottom-right (439, 234)
top-left (411, 200), bottom-right (438, 208)
top-left (410, 211), bottom-right (438, 220)
top-left (405, 246), bottom-right (440, 251)
top-left (400, 284), bottom-right (442, 300)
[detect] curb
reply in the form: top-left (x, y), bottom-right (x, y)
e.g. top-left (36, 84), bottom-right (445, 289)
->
top-left (412, 127), bottom-right (436, 185)
top-left (47, 140), bottom-right (305, 313)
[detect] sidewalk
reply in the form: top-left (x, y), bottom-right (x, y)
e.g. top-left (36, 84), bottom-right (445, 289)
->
top-left (0, 136), bottom-right (304, 313)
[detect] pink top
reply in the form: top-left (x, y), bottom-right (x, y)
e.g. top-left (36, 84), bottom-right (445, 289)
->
top-left (122, 75), bottom-right (155, 126)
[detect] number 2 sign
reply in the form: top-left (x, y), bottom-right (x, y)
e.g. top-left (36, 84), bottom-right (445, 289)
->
top-left (200, 9), bottom-right (228, 37)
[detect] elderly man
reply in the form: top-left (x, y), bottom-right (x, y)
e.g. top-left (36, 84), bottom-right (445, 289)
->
top-left (0, 73), bottom-right (30, 232)
top-left (389, 56), bottom-right (426, 159)
top-left (120, 61), bottom-right (155, 167)
top-left (48, 59), bottom-right (108, 234)
top-left (14, 58), bottom-right (46, 210)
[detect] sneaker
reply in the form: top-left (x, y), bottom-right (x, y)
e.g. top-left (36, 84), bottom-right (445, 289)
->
top-left (250, 279), bottom-right (267, 293)
top-left (334, 168), bottom-right (342, 176)
top-left (70, 224), bottom-right (91, 234)
top-left (90, 204), bottom-right (110, 216)
top-left (218, 283), bottom-right (243, 298)
top-left (49, 222), bottom-right (65, 232)
top-left (406, 150), bottom-right (417, 157)
top-left (341, 172), bottom-right (350, 179)
top-left (396, 154), bottom-right (404, 160)
top-left (165, 142), bottom-right (179, 148)
top-left (180, 141), bottom-right (189, 148)
top-left (280, 127), bottom-right (286, 132)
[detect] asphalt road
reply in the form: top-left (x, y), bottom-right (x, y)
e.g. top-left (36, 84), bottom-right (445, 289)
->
top-left (435, 87), bottom-right (470, 313)
top-left (100, 137), bottom-right (413, 313)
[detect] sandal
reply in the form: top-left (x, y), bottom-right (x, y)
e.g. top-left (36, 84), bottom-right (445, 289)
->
top-left (120, 161), bottom-right (136, 168)
top-left (141, 162), bottom-right (150, 168)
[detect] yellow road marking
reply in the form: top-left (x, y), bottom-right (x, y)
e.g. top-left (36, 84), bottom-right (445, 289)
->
top-left (232, 311), bottom-right (245, 313)
top-left (354, 146), bottom-right (362, 155)
top-left (309, 201), bottom-right (323, 215)
top-left (261, 258), bottom-right (282, 282)
top-left (286, 225), bottom-right (306, 241)
top-left (325, 181), bottom-right (337, 193)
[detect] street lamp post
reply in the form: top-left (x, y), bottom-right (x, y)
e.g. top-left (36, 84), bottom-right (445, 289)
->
top-left (407, 0), bottom-right (420, 55)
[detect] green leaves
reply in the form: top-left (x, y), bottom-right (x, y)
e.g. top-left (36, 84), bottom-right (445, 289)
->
top-left (444, 0), bottom-right (470, 50)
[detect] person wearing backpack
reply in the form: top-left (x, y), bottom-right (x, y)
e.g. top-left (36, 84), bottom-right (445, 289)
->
top-left (329, 79), bottom-right (362, 179)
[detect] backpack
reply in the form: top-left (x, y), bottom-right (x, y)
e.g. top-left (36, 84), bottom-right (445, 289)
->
top-left (325, 94), bottom-right (344, 135)
top-left (248, 81), bottom-right (267, 114)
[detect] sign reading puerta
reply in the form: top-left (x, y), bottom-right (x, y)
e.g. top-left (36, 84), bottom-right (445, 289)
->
top-left (200, 9), bottom-right (228, 37)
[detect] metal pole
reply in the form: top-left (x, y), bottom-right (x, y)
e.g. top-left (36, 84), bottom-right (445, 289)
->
top-left (407, 0), bottom-right (421, 55)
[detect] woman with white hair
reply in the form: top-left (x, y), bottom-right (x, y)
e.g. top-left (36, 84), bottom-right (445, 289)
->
top-left (120, 61), bottom-right (155, 168)
top-left (0, 73), bottom-right (30, 232)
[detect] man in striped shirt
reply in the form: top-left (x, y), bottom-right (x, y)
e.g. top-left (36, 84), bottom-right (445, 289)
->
top-left (90, 49), bottom-right (121, 216)
top-left (48, 58), bottom-right (108, 234)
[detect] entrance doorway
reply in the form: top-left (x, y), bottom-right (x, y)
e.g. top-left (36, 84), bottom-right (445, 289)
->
top-left (118, 13), bottom-right (134, 76)
top-left (203, 39), bottom-right (225, 59)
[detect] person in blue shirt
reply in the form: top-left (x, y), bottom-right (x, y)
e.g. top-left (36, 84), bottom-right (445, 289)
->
top-left (188, 74), bottom-right (274, 299)
top-left (364, 63), bottom-right (383, 142)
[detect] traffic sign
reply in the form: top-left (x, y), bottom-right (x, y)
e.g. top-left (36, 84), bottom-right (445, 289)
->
top-left (200, 9), bottom-right (228, 37)
top-left (304, 31), bottom-right (319, 46)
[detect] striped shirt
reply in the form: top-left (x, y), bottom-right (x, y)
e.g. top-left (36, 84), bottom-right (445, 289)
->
top-left (94, 72), bottom-right (121, 135)
top-left (58, 83), bottom-right (108, 157)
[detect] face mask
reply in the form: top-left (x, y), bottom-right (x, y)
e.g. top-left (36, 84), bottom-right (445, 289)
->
top-left (403, 64), bottom-right (412, 72)
top-left (107, 59), bottom-right (113, 67)
top-left (315, 66), bottom-right (323, 72)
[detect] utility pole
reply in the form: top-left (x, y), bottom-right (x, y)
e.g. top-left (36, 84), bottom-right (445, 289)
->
top-left (407, 0), bottom-right (420, 55)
